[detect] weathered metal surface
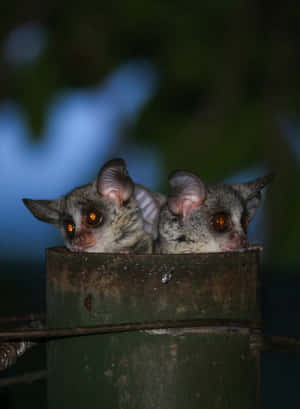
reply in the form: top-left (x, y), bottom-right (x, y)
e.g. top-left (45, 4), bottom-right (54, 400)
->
top-left (47, 247), bottom-right (261, 326)
top-left (0, 321), bottom-right (254, 341)
top-left (48, 332), bottom-right (257, 409)
top-left (47, 246), bottom-right (261, 409)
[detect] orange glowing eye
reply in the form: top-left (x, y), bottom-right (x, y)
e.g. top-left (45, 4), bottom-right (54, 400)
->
top-left (242, 215), bottom-right (249, 231)
top-left (89, 212), bottom-right (96, 221)
top-left (67, 224), bottom-right (74, 232)
top-left (87, 210), bottom-right (102, 226)
top-left (65, 222), bottom-right (75, 238)
top-left (212, 213), bottom-right (230, 232)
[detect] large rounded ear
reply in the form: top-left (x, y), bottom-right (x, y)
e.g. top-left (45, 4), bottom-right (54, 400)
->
top-left (134, 184), bottom-right (164, 239)
top-left (97, 158), bottom-right (134, 205)
top-left (22, 199), bottom-right (61, 225)
top-left (167, 170), bottom-right (206, 219)
top-left (231, 173), bottom-right (274, 221)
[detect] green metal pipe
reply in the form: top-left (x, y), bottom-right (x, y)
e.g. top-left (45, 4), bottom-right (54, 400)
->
top-left (47, 247), bottom-right (261, 409)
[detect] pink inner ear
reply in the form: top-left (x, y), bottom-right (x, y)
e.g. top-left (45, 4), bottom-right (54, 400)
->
top-left (181, 198), bottom-right (201, 219)
top-left (103, 187), bottom-right (121, 203)
top-left (168, 170), bottom-right (206, 219)
top-left (169, 193), bottom-right (205, 219)
top-left (97, 160), bottom-right (134, 205)
top-left (100, 184), bottom-right (132, 205)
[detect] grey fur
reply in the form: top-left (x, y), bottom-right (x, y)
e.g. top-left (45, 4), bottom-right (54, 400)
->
top-left (23, 159), bottom-right (161, 254)
top-left (156, 172), bottom-right (273, 254)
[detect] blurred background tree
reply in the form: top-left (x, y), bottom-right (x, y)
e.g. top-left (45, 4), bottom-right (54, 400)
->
top-left (1, 1), bottom-right (300, 407)
top-left (1, 0), bottom-right (299, 266)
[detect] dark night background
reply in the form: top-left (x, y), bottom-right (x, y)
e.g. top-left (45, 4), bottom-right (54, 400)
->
top-left (0, 1), bottom-right (300, 407)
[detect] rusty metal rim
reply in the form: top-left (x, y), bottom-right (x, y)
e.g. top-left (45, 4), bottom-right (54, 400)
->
top-left (47, 246), bottom-right (262, 259)
top-left (0, 318), bottom-right (260, 342)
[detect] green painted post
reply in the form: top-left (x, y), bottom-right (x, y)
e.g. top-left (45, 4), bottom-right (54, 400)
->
top-left (47, 247), bottom-right (261, 409)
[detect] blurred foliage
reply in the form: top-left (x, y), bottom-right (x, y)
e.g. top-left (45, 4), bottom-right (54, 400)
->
top-left (1, 0), bottom-right (300, 265)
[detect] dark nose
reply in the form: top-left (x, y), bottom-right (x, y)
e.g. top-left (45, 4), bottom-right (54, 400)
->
top-left (74, 232), bottom-right (94, 247)
top-left (230, 232), bottom-right (248, 248)
top-left (75, 234), bottom-right (86, 246)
